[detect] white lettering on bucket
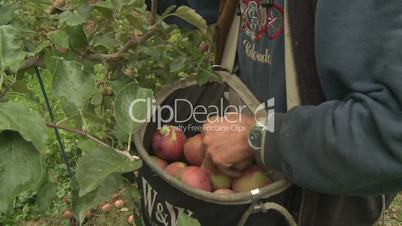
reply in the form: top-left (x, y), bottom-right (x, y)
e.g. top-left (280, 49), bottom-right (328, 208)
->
top-left (142, 178), bottom-right (195, 226)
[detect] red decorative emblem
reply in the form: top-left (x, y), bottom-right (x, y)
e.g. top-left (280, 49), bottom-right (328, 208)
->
top-left (240, 0), bottom-right (284, 41)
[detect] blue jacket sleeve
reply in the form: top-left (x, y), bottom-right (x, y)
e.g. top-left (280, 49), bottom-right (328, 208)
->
top-left (264, 0), bottom-right (402, 195)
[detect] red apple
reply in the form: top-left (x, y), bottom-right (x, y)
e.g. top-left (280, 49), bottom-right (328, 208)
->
top-left (114, 199), bottom-right (125, 208)
top-left (56, 47), bottom-right (67, 53)
top-left (152, 125), bottom-right (187, 161)
top-left (179, 166), bottom-right (212, 192)
top-left (128, 215), bottom-right (134, 224)
top-left (86, 210), bottom-right (93, 218)
top-left (62, 210), bottom-right (73, 219)
top-left (150, 155), bottom-right (168, 169)
top-left (199, 41), bottom-right (209, 53)
top-left (101, 203), bottom-right (112, 213)
top-left (232, 165), bottom-right (272, 193)
top-left (165, 162), bottom-right (187, 177)
top-left (214, 189), bottom-right (234, 195)
top-left (183, 134), bottom-right (205, 166)
top-left (210, 172), bottom-right (232, 190)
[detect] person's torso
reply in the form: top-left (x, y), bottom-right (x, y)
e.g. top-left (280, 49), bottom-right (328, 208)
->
top-left (235, 0), bottom-right (391, 226)
top-left (237, 0), bottom-right (287, 113)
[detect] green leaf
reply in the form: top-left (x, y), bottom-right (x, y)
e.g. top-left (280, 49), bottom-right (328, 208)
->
top-left (0, 102), bottom-right (48, 152)
top-left (91, 92), bottom-right (103, 106)
top-left (59, 12), bottom-right (86, 26)
top-left (196, 69), bottom-right (212, 86)
top-left (112, 123), bottom-right (129, 142)
top-left (160, 5), bottom-right (177, 19)
top-left (172, 6), bottom-right (207, 33)
top-left (76, 139), bottom-right (98, 152)
top-left (0, 25), bottom-right (26, 72)
top-left (72, 174), bottom-right (123, 225)
top-left (66, 25), bottom-right (88, 49)
top-left (52, 60), bottom-right (96, 110)
top-left (75, 146), bottom-right (142, 197)
top-left (48, 30), bottom-right (69, 49)
top-left (0, 132), bottom-right (46, 214)
top-left (58, 5), bottom-right (89, 27)
top-left (26, 42), bottom-right (51, 57)
top-left (37, 181), bottom-right (57, 212)
top-left (177, 209), bottom-right (201, 226)
top-left (169, 55), bottom-right (187, 73)
top-left (0, 2), bottom-right (15, 25)
top-left (114, 82), bottom-right (153, 135)
top-left (93, 33), bottom-right (122, 50)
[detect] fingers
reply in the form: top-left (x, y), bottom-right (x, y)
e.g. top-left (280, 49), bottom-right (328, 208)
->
top-left (217, 165), bottom-right (242, 178)
top-left (201, 152), bottom-right (217, 174)
top-left (202, 152), bottom-right (242, 177)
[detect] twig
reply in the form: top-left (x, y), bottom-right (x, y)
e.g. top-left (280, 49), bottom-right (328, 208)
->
top-left (103, 60), bottom-right (110, 81)
top-left (151, 0), bottom-right (159, 25)
top-left (19, 57), bottom-right (44, 71)
top-left (86, 26), bottom-right (158, 62)
top-left (126, 132), bottom-right (133, 152)
top-left (0, 74), bottom-right (17, 99)
top-left (0, 72), bottom-right (4, 91)
top-left (46, 123), bottom-right (140, 161)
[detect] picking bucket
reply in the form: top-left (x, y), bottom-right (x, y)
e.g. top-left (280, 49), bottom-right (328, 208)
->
top-left (134, 71), bottom-right (296, 226)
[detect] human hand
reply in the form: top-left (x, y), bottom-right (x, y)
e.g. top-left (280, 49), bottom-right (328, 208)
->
top-left (201, 113), bottom-right (256, 177)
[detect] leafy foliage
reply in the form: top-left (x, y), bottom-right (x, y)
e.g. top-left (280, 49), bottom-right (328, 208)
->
top-left (177, 209), bottom-right (201, 226)
top-left (0, 132), bottom-right (46, 214)
top-left (0, 0), bottom-right (214, 225)
top-left (0, 102), bottom-right (48, 152)
top-left (76, 147), bottom-right (142, 197)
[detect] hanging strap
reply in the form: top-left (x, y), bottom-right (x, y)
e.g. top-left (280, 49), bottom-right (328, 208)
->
top-left (237, 201), bottom-right (297, 226)
top-left (220, 14), bottom-right (241, 73)
top-left (284, 0), bottom-right (302, 110)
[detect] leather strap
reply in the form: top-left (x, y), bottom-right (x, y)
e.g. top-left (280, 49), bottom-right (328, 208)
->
top-left (284, 0), bottom-right (302, 110)
top-left (220, 15), bottom-right (241, 73)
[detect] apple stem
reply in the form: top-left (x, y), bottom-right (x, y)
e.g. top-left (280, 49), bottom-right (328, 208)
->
top-left (171, 129), bottom-right (177, 141)
top-left (159, 125), bottom-right (171, 136)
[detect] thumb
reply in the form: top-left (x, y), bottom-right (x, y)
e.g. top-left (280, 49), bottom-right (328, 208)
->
top-left (217, 165), bottom-right (242, 178)
top-left (201, 152), bottom-right (217, 174)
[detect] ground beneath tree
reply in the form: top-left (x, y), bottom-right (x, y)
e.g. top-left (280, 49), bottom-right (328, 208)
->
top-left (19, 193), bottom-right (402, 226)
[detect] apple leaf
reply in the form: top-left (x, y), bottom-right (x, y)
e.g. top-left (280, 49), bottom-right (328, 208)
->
top-left (48, 30), bottom-right (69, 49)
top-left (52, 60), bottom-right (96, 110)
top-left (0, 2), bottom-right (15, 25)
top-left (0, 102), bottom-right (48, 152)
top-left (58, 5), bottom-right (89, 26)
top-left (0, 25), bottom-right (26, 72)
top-left (72, 174), bottom-right (123, 225)
top-left (172, 6), bottom-right (207, 33)
top-left (0, 132), bottom-right (46, 214)
top-left (37, 180), bottom-right (57, 212)
top-left (66, 25), bottom-right (88, 49)
top-left (177, 209), bottom-right (201, 226)
top-left (115, 82), bottom-right (153, 136)
top-left (75, 146), bottom-right (142, 197)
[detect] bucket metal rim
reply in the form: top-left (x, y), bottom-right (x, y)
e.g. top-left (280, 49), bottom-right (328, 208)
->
top-left (134, 72), bottom-right (292, 205)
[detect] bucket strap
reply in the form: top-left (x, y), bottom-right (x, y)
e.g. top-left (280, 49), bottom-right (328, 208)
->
top-left (219, 14), bottom-right (240, 73)
top-left (238, 201), bottom-right (297, 226)
top-left (284, 0), bottom-right (301, 109)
